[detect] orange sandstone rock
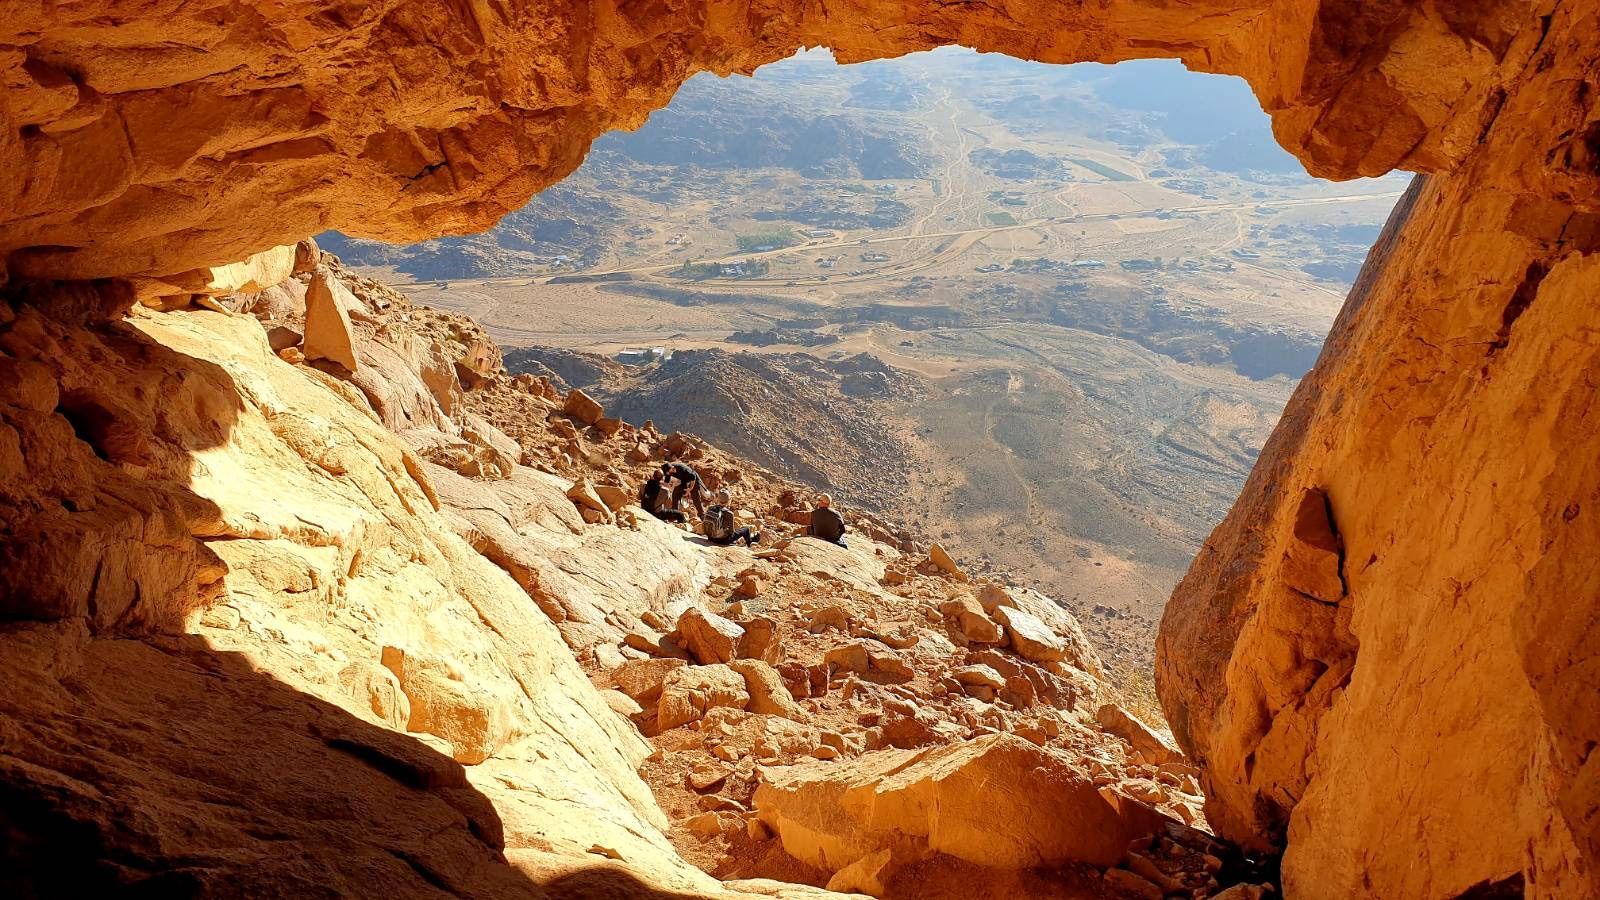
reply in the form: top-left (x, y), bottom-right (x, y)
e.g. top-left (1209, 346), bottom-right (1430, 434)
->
top-left (754, 733), bottom-right (1143, 872)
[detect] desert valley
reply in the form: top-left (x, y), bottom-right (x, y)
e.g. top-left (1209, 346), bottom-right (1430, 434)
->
top-left (331, 50), bottom-right (1406, 694)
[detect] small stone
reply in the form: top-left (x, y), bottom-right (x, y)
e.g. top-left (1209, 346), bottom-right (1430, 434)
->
top-left (697, 793), bottom-right (746, 812)
top-left (808, 604), bottom-right (853, 633)
top-left (684, 812), bottom-right (729, 837)
top-left (883, 697), bottom-right (918, 717)
top-left (687, 763), bottom-right (730, 792)
top-left (1126, 852), bottom-right (1184, 894)
top-left (952, 664), bottom-right (1006, 690)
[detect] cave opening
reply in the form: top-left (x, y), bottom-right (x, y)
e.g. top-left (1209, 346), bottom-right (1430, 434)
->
top-left (322, 48), bottom-right (1406, 709)
top-left (4, 5), bottom-right (1596, 898)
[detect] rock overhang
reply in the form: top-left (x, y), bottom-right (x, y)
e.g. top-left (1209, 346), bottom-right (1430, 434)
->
top-left (0, 0), bottom-right (1559, 284)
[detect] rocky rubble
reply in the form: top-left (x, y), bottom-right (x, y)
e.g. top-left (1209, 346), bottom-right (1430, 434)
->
top-left (1, 253), bottom-right (1256, 898)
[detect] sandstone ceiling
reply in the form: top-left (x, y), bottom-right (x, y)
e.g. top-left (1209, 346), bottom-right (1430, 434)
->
top-left (2, 1), bottom-right (1598, 898)
top-left (0, 0), bottom-right (1563, 284)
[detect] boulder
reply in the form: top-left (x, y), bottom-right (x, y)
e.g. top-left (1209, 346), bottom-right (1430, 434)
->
top-left (736, 616), bottom-right (783, 665)
top-left (600, 689), bottom-right (642, 718)
top-left (940, 595), bottom-right (1002, 643)
top-left (249, 279), bottom-right (308, 321)
top-left (562, 388), bottom-right (604, 425)
top-left (265, 325), bottom-right (302, 353)
top-left (292, 237), bottom-right (321, 274)
top-left (824, 642), bottom-right (870, 676)
top-left (927, 543), bottom-right (968, 582)
top-left (1096, 704), bottom-right (1183, 765)
top-left (460, 413), bottom-right (522, 470)
top-left (594, 483), bottom-right (632, 512)
top-left (303, 268), bottom-right (359, 371)
top-left (1281, 488), bottom-right (1345, 603)
top-left (677, 607), bottom-right (745, 665)
top-left (755, 733), bottom-right (1142, 873)
top-left (565, 478), bottom-right (613, 523)
top-left (993, 606), bottom-right (1068, 664)
top-left (977, 583), bottom-right (1015, 613)
top-left (657, 665), bottom-right (750, 731)
top-left (205, 244), bottom-right (296, 294)
top-left (610, 658), bottom-right (686, 703)
top-left (865, 645), bottom-right (913, 684)
top-left (379, 645), bottom-right (516, 765)
top-left (731, 659), bottom-right (806, 721)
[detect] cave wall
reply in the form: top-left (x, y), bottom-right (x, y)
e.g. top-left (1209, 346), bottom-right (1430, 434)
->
top-left (1155, 4), bottom-right (1600, 897)
top-left (1, 0), bottom-right (1535, 283)
top-left (3, 0), bottom-right (1598, 898)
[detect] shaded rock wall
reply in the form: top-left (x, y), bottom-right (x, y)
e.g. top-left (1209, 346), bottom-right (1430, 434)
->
top-left (0, 295), bottom-right (728, 895)
top-left (0, 0), bottom-right (1534, 282)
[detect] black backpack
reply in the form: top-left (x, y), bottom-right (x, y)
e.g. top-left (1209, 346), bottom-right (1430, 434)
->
top-left (704, 505), bottom-right (735, 541)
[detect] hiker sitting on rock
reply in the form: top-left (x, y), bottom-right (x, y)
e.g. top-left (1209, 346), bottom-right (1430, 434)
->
top-left (806, 493), bottom-right (848, 547)
top-left (639, 471), bottom-right (686, 524)
top-left (661, 460), bottom-right (708, 520)
top-left (703, 489), bottom-right (760, 547)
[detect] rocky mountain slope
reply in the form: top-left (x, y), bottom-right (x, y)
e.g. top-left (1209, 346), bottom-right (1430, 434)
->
top-left (0, 250), bottom-right (1245, 898)
top-left (594, 349), bottom-right (921, 513)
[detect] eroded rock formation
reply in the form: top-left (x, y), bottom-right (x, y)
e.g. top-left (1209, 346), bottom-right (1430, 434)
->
top-left (1155, 6), bottom-right (1600, 896)
top-left (1, 258), bottom-right (1219, 898)
top-left (3, 1), bottom-right (1599, 898)
top-left (0, 0), bottom-right (1551, 284)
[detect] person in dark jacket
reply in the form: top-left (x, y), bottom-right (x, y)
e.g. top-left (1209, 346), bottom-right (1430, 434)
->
top-left (806, 493), bottom-right (847, 547)
top-left (704, 489), bottom-right (760, 546)
top-left (638, 471), bottom-right (686, 523)
top-left (661, 461), bottom-right (708, 519)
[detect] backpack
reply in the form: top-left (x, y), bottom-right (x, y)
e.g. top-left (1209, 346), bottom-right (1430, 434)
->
top-left (704, 505), bottom-right (735, 541)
